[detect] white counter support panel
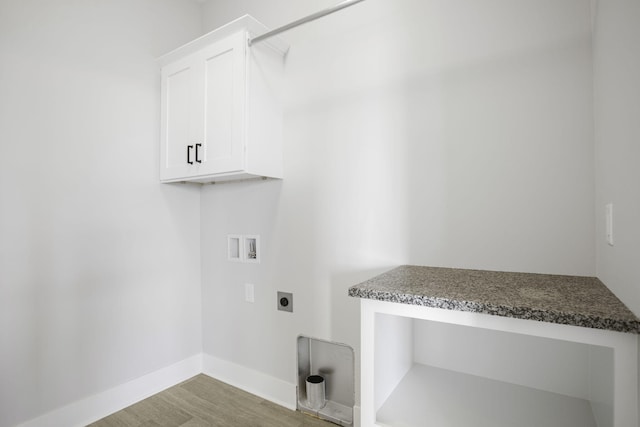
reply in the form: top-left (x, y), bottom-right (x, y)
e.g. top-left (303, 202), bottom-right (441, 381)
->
top-left (359, 298), bottom-right (638, 427)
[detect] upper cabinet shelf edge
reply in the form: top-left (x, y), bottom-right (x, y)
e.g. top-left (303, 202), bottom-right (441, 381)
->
top-left (158, 15), bottom-right (289, 184)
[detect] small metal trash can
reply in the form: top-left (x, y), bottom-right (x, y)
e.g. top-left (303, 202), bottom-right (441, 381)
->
top-left (305, 375), bottom-right (326, 410)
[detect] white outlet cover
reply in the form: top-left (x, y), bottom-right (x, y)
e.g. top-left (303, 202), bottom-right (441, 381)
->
top-left (245, 283), bottom-right (255, 303)
top-left (605, 204), bottom-right (614, 246)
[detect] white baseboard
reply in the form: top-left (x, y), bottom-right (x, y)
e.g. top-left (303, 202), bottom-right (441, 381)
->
top-left (16, 354), bottom-right (203, 427)
top-left (202, 353), bottom-right (297, 410)
top-left (15, 353), bottom-right (298, 427)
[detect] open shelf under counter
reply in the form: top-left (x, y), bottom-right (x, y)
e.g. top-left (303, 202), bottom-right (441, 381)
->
top-left (349, 266), bottom-right (640, 427)
top-left (377, 363), bottom-right (596, 427)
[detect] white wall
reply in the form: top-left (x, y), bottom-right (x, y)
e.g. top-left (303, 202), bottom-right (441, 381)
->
top-left (592, 4), bottom-right (640, 421)
top-left (200, 0), bottom-right (595, 407)
top-left (0, 1), bottom-right (203, 426)
top-left (0, 0), bottom-right (613, 424)
top-left (593, 0), bottom-right (640, 316)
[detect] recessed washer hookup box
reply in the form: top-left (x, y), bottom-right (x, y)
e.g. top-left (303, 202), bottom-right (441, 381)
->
top-left (297, 336), bottom-right (354, 426)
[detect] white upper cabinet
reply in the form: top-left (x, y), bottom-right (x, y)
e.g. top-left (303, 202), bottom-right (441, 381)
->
top-left (158, 16), bottom-right (288, 183)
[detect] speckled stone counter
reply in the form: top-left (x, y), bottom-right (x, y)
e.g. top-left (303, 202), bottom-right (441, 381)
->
top-left (348, 265), bottom-right (640, 334)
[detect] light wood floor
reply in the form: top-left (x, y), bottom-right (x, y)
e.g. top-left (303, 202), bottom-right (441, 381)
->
top-left (89, 374), bottom-right (335, 427)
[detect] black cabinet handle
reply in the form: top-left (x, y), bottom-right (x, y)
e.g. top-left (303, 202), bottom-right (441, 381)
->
top-left (187, 145), bottom-right (194, 164)
top-left (195, 143), bottom-right (202, 163)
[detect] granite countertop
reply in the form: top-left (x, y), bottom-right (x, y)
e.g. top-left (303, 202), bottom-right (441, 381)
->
top-left (348, 265), bottom-right (640, 334)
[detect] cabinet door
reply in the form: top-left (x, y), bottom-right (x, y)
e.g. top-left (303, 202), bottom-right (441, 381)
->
top-left (160, 54), bottom-right (200, 181)
top-left (196, 31), bottom-right (246, 176)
